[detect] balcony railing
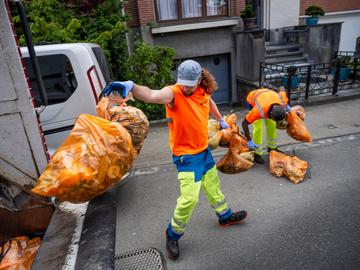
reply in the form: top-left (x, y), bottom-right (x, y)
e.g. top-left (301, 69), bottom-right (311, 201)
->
top-left (259, 51), bottom-right (360, 104)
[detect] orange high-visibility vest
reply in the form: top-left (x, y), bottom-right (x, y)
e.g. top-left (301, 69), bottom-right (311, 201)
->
top-left (245, 88), bottom-right (288, 124)
top-left (166, 84), bottom-right (210, 156)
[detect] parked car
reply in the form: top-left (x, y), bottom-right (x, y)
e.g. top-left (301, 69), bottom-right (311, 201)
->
top-left (21, 43), bottom-right (111, 155)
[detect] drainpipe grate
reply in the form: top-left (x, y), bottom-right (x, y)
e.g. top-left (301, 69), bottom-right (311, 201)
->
top-left (115, 247), bottom-right (166, 270)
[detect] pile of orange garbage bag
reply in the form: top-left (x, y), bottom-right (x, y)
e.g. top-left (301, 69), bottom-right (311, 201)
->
top-left (269, 150), bottom-right (308, 184)
top-left (0, 236), bottom-right (41, 270)
top-left (208, 114), bottom-right (254, 174)
top-left (32, 114), bottom-right (136, 203)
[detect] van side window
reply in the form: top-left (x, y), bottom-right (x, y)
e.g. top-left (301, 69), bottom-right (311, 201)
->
top-left (91, 47), bottom-right (112, 84)
top-left (24, 54), bottom-right (78, 107)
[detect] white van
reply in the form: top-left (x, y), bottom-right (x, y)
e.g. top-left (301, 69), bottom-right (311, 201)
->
top-left (21, 43), bottom-right (111, 154)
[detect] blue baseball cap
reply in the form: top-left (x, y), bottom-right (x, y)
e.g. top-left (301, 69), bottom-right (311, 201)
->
top-left (177, 60), bottom-right (201, 86)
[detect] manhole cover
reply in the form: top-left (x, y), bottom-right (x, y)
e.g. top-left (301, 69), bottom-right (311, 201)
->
top-left (115, 247), bottom-right (166, 270)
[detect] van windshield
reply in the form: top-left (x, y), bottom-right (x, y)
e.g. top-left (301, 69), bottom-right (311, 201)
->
top-left (91, 47), bottom-right (112, 84)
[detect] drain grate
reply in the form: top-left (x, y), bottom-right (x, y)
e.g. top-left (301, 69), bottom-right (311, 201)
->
top-left (115, 247), bottom-right (166, 270)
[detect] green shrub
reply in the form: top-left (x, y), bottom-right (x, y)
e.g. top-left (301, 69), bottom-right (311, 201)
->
top-left (11, 0), bottom-right (81, 44)
top-left (125, 41), bottom-right (176, 120)
top-left (331, 56), bottom-right (352, 68)
top-left (305, 5), bottom-right (325, 17)
top-left (240, 4), bottom-right (256, 18)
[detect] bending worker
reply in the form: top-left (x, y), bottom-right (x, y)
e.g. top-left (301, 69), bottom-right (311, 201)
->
top-left (242, 88), bottom-right (290, 164)
top-left (103, 60), bottom-right (247, 260)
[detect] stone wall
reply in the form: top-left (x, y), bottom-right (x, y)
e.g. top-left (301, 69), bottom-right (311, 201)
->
top-left (298, 22), bottom-right (342, 64)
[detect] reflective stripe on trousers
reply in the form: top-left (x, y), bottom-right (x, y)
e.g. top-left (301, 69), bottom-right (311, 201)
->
top-left (170, 166), bottom-right (231, 236)
top-left (252, 118), bottom-right (277, 155)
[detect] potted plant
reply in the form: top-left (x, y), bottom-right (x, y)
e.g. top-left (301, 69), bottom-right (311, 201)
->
top-left (240, 4), bottom-right (256, 30)
top-left (305, 5), bottom-right (325, 26)
top-left (331, 56), bottom-right (352, 81)
top-left (282, 66), bottom-right (301, 89)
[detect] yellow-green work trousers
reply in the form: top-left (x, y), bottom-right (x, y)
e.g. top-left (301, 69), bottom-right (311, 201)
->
top-left (252, 118), bottom-right (277, 156)
top-left (167, 148), bottom-right (233, 240)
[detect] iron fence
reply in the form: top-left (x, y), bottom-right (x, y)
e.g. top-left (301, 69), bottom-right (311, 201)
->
top-left (259, 51), bottom-right (360, 103)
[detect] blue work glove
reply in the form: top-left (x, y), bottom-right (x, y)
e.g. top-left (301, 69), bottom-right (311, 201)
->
top-left (103, 81), bottom-right (134, 98)
top-left (286, 104), bottom-right (291, 113)
top-left (247, 140), bottom-right (259, 150)
top-left (219, 118), bottom-right (229, 129)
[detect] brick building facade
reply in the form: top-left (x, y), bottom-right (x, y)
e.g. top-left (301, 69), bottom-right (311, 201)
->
top-left (300, 0), bottom-right (360, 15)
top-left (126, 0), bottom-right (245, 28)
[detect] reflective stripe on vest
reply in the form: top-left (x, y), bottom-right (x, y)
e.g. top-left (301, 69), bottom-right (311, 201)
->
top-left (252, 89), bottom-right (271, 118)
top-left (253, 90), bottom-right (285, 118)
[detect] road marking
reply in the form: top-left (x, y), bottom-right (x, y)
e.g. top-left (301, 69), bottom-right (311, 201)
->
top-left (133, 166), bottom-right (160, 176)
top-left (282, 133), bottom-right (360, 152)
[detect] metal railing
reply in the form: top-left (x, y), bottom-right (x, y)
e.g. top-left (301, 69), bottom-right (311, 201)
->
top-left (259, 51), bottom-right (360, 103)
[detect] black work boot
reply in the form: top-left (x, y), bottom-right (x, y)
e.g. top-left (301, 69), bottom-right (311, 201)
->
top-left (219, 210), bottom-right (248, 227)
top-left (254, 154), bottom-right (265, 164)
top-left (165, 229), bottom-right (179, 260)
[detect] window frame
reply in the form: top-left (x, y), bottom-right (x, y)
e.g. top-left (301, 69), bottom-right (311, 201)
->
top-left (155, 0), bottom-right (229, 23)
top-left (24, 54), bottom-right (78, 107)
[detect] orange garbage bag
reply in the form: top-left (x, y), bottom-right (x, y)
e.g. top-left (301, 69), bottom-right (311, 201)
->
top-left (32, 114), bottom-right (136, 203)
top-left (110, 106), bottom-right (149, 155)
top-left (209, 113), bottom-right (241, 149)
top-left (0, 236), bottom-right (41, 270)
top-left (216, 133), bottom-right (254, 174)
top-left (269, 151), bottom-right (308, 184)
top-left (96, 97), bottom-right (149, 155)
top-left (229, 133), bottom-right (250, 154)
top-left (96, 96), bottom-right (112, 120)
top-left (223, 113), bottom-right (239, 134)
top-left (214, 120), bottom-right (254, 174)
top-left (219, 129), bottom-right (233, 146)
top-left (208, 119), bottom-right (220, 138)
top-left (216, 148), bottom-right (253, 174)
top-left (291, 105), bottom-right (306, 120)
top-left (287, 111), bottom-right (312, 142)
top-left (208, 132), bottom-right (222, 149)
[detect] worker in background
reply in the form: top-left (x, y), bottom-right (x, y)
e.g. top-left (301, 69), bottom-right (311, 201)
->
top-left (103, 60), bottom-right (248, 260)
top-left (242, 88), bottom-right (291, 164)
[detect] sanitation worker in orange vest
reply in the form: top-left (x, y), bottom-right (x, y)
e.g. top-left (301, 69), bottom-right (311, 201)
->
top-left (103, 60), bottom-right (247, 260)
top-left (242, 88), bottom-right (291, 164)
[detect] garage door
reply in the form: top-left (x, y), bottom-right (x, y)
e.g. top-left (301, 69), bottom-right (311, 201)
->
top-left (176, 54), bottom-right (230, 104)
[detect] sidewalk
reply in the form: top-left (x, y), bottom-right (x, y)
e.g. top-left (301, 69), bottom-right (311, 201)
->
top-left (133, 97), bottom-right (360, 170)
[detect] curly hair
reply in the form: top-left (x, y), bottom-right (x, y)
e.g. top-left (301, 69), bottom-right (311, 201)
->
top-left (199, 68), bottom-right (218, 94)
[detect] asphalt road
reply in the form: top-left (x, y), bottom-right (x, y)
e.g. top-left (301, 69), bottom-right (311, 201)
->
top-left (115, 134), bottom-right (360, 270)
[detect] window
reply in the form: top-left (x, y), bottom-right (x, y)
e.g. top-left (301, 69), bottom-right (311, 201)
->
top-left (156, 0), bottom-right (228, 21)
top-left (91, 47), bottom-right (112, 84)
top-left (24, 54), bottom-right (78, 107)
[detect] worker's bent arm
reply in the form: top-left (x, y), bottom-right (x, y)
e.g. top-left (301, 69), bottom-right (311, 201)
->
top-left (242, 118), bottom-right (251, 141)
top-left (132, 85), bottom-right (174, 105)
top-left (209, 97), bottom-right (222, 120)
